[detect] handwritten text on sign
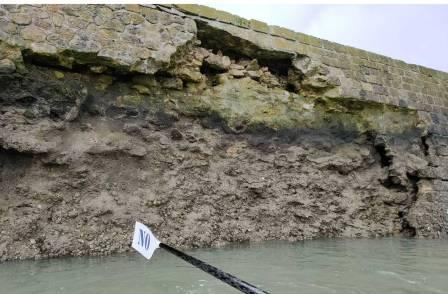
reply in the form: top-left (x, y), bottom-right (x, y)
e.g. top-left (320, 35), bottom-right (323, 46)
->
top-left (132, 221), bottom-right (160, 260)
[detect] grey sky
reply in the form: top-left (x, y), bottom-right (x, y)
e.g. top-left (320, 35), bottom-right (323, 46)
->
top-left (206, 4), bottom-right (448, 73)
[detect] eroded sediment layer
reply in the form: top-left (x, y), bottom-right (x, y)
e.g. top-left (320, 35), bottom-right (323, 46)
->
top-left (0, 4), bottom-right (447, 261)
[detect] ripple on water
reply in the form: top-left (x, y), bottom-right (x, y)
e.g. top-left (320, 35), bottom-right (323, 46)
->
top-left (0, 238), bottom-right (448, 294)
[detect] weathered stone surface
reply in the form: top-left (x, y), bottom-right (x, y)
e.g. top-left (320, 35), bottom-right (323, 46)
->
top-left (245, 59), bottom-right (260, 71)
top-left (20, 25), bottom-right (47, 42)
top-left (204, 52), bottom-right (231, 71)
top-left (229, 68), bottom-right (245, 78)
top-left (0, 4), bottom-right (196, 74)
top-left (0, 4), bottom-right (447, 263)
top-left (161, 77), bottom-right (183, 90)
top-left (11, 13), bottom-right (32, 25)
top-left (0, 58), bottom-right (15, 73)
top-left (246, 70), bottom-right (261, 80)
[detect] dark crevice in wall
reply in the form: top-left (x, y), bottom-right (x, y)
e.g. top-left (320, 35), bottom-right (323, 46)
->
top-left (195, 19), bottom-right (294, 76)
top-left (421, 134), bottom-right (430, 157)
top-left (0, 147), bottom-right (34, 197)
top-left (0, 147), bottom-right (34, 168)
top-left (372, 136), bottom-right (420, 236)
top-left (395, 172), bottom-right (419, 237)
top-left (398, 211), bottom-right (417, 237)
top-left (381, 177), bottom-right (407, 192)
top-left (406, 172), bottom-right (420, 197)
top-left (374, 141), bottom-right (393, 168)
top-left (22, 51), bottom-right (136, 77)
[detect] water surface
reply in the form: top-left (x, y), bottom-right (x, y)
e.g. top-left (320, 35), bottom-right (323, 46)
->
top-left (1, 238), bottom-right (447, 294)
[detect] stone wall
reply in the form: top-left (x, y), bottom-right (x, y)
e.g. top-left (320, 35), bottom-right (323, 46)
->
top-left (1, 4), bottom-right (447, 132)
top-left (174, 4), bottom-right (448, 135)
top-left (170, 4), bottom-right (448, 238)
top-left (1, 4), bottom-right (447, 261)
top-left (0, 4), bottom-right (196, 74)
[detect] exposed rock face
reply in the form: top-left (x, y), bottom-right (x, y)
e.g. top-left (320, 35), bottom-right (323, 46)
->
top-left (204, 52), bottom-right (231, 71)
top-left (0, 4), bottom-right (447, 262)
top-left (0, 4), bottom-right (196, 74)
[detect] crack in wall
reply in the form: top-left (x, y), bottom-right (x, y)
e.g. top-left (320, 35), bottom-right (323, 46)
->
top-left (372, 135), bottom-right (426, 236)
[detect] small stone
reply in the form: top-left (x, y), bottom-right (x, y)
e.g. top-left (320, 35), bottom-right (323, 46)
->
top-left (124, 4), bottom-right (141, 13)
top-left (54, 71), bottom-right (64, 79)
top-left (217, 73), bottom-right (230, 85)
top-left (69, 33), bottom-right (101, 53)
top-left (23, 108), bottom-right (37, 119)
top-left (132, 84), bottom-right (151, 95)
top-left (20, 26), bottom-right (47, 42)
top-left (123, 123), bottom-right (142, 136)
top-left (30, 42), bottom-right (57, 55)
top-left (204, 53), bottom-right (231, 71)
top-left (94, 7), bottom-right (113, 25)
top-left (90, 65), bottom-right (107, 74)
top-left (102, 18), bottom-right (125, 32)
top-left (11, 13), bottom-right (32, 25)
top-left (118, 11), bottom-right (145, 25)
top-left (161, 77), bottom-right (183, 90)
top-left (33, 17), bottom-right (52, 30)
top-left (159, 135), bottom-right (171, 145)
top-left (194, 47), bottom-right (210, 59)
top-left (229, 69), bottom-right (245, 78)
top-left (0, 20), bottom-right (17, 34)
top-left (0, 59), bottom-right (16, 73)
top-left (246, 70), bottom-right (261, 80)
top-left (260, 72), bottom-right (281, 87)
top-left (292, 56), bottom-right (312, 74)
top-left (52, 13), bottom-right (65, 27)
top-left (34, 10), bottom-right (50, 19)
top-left (141, 7), bottom-right (160, 24)
top-left (127, 146), bottom-right (147, 157)
top-left (245, 59), bottom-right (260, 71)
top-left (170, 129), bottom-right (183, 140)
top-left (176, 68), bottom-right (203, 83)
top-left (230, 64), bottom-right (244, 70)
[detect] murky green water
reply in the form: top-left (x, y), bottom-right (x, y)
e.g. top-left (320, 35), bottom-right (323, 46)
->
top-left (1, 238), bottom-right (448, 294)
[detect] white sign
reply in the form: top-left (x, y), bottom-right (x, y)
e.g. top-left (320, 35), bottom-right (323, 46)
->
top-left (132, 221), bottom-right (160, 260)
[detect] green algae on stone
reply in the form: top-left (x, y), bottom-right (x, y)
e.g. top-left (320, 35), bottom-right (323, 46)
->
top-left (116, 94), bottom-right (145, 107)
top-left (314, 97), bottom-right (422, 134)
top-left (0, 40), bottom-right (25, 73)
top-left (94, 75), bottom-right (114, 91)
top-left (54, 71), bottom-right (65, 79)
top-left (132, 84), bottom-right (151, 95)
top-left (171, 77), bottom-right (423, 135)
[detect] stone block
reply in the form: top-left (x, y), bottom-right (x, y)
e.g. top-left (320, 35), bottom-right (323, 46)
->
top-left (175, 4), bottom-right (219, 20)
top-left (295, 32), bottom-right (322, 47)
top-left (249, 19), bottom-right (269, 34)
top-left (230, 15), bottom-right (250, 28)
top-left (11, 13), bottom-right (32, 25)
top-left (293, 42), bottom-right (309, 55)
top-left (269, 25), bottom-right (296, 40)
top-left (20, 25), bottom-right (46, 42)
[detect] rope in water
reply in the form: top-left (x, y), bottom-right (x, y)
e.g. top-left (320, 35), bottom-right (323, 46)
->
top-left (159, 243), bottom-right (271, 294)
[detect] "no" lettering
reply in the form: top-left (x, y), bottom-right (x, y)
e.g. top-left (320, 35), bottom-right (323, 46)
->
top-left (138, 229), bottom-right (151, 250)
